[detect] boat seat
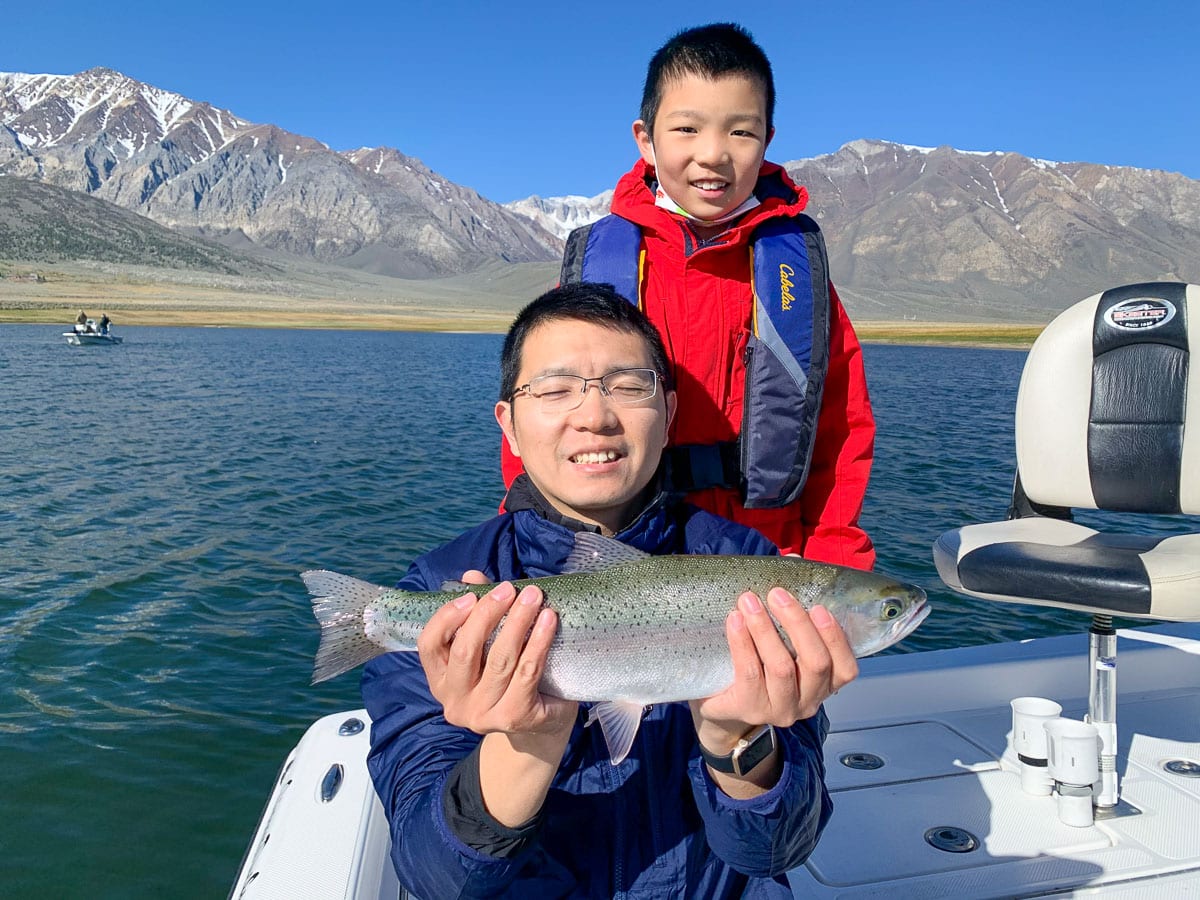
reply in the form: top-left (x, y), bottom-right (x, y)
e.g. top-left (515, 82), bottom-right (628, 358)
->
top-left (934, 282), bottom-right (1200, 622)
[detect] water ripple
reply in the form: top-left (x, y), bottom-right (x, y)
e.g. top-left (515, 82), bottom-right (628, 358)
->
top-left (3, 326), bottom-right (1195, 897)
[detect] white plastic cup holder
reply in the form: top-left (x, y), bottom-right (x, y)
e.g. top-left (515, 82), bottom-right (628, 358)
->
top-left (1011, 697), bottom-right (1063, 796)
top-left (1045, 718), bottom-right (1101, 827)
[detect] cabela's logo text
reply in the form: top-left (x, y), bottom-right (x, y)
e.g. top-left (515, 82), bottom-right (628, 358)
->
top-left (780, 264), bottom-right (796, 311)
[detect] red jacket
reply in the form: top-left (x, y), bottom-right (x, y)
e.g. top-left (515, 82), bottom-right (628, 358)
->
top-left (504, 159), bottom-right (875, 568)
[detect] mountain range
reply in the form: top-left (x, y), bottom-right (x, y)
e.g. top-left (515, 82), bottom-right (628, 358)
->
top-left (0, 68), bottom-right (555, 279)
top-left (3, 67), bottom-right (1198, 321)
top-left (779, 141), bottom-right (1200, 320)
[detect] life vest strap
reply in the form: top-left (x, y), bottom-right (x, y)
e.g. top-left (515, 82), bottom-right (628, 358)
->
top-left (664, 442), bottom-right (741, 494)
top-left (560, 218), bottom-right (642, 306)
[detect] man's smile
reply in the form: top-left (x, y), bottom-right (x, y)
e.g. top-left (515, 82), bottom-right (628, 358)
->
top-left (569, 449), bottom-right (622, 465)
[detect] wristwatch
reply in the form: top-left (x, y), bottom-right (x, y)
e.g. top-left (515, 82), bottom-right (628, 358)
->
top-left (699, 724), bottom-right (777, 777)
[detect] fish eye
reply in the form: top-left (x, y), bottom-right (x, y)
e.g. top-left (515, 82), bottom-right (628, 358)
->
top-left (881, 599), bottom-right (902, 620)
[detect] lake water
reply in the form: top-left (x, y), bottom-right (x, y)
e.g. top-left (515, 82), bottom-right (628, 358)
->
top-left (0, 325), bottom-right (1190, 897)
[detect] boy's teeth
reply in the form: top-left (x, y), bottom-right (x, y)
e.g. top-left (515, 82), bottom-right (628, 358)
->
top-left (573, 450), bottom-right (618, 464)
top-left (694, 181), bottom-right (726, 190)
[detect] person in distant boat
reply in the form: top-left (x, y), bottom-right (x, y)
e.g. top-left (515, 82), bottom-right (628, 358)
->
top-left (75, 310), bottom-right (89, 333)
top-left (99, 314), bottom-right (111, 335)
top-left (362, 283), bottom-right (857, 898)
top-left (500, 23), bottom-right (876, 569)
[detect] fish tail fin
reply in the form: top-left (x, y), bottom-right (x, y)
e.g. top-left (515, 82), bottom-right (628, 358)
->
top-left (302, 570), bottom-right (389, 684)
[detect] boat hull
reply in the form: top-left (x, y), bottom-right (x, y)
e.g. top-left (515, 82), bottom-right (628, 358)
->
top-left (65, 332), bottom-right (123, 345)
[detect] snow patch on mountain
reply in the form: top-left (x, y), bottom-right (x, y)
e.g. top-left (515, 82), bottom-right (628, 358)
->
top-left (505, 190), bottom-right (613, 241)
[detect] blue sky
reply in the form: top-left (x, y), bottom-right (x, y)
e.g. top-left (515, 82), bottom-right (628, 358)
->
top-left (6, 0), bottom-right (1197, 203)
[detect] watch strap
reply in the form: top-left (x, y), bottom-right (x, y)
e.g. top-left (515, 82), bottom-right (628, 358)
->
top-left (699, 724), bottom-right (776, 777)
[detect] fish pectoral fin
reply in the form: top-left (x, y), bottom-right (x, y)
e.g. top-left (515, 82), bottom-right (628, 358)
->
top-left (586, 700), bottom-right (646, 765)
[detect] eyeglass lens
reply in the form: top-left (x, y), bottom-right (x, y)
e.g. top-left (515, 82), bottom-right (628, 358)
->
top-left (520, 368), bottom-right (657, 411)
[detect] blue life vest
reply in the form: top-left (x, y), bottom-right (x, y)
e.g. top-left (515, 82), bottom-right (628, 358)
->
top-left (560, 214), bottom-right (830, 509)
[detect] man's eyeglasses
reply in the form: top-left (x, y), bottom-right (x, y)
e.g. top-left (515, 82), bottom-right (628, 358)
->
top-left (510, 368), bottom-right (660, 413)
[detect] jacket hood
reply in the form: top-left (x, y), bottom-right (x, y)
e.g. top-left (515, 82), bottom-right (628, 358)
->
top-left (504, 473), bottom-right (681, 577)
top-left (610, 158), bottom-right (810, 241)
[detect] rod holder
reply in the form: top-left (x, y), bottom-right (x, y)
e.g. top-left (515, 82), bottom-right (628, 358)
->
top-left (1045, 718), bottom-right (1101, 827)
top-left (1011, 696), bottom-right (1063, 796)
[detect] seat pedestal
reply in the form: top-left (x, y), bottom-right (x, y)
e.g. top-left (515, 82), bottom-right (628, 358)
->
top-left (1088, 616), bottom-right (1119, 808)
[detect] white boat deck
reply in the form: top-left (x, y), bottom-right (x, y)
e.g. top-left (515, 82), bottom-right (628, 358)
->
top-left (796, 623), bottom-right (1200, 897)
top-left (231, 623), bottom-right (1200, 899)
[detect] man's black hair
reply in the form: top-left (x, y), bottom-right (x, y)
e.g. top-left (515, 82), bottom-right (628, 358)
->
top-left (499, 282), bottom-right (672, 401)
top-left (639, 23), bottom-right (775, 140)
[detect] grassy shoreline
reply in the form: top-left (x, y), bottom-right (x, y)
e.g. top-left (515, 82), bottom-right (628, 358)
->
top-left (3, 308), bottom-right (1047, 349)
top-left (0, 304), bottom-right (515, 333)
top-left (0, 280), bottom-right (1046, 347)
top-left (0, 284), bottom-right (518, 333)
top-left (853, 321), bottom-right (1043, 348)
top-left (0, 303), bottom-right (1045, 346)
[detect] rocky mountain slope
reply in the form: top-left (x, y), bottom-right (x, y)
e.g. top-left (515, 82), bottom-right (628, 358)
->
top-left (785, 140), bottom-right (1200, 320)
top-left (0, 68), bottom-right (557, 278)
top-left (0, 175), bottom-right (278, 275)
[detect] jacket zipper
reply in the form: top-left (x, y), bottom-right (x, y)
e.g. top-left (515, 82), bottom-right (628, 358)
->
top-left (740, 341), bottom-right (755, 479)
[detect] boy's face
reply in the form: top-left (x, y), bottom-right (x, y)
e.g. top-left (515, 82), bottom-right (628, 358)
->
top-left (495, 319), bottom-right (677, 535)
top-left (633, 73), bottom-right (772, 223)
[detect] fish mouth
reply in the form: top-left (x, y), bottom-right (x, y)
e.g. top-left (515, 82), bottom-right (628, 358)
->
top-left (569, 449), bottom-right (622, 465)
top-left (905, 598), bottom-right (932, 633)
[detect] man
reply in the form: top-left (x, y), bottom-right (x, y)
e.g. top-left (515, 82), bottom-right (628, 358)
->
top-left (363, 282), bottom-right (857, 898)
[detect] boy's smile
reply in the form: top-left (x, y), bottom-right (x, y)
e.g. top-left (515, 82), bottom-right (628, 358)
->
top-left (496, 319), bottom-right (677, 535)
top-left (634, 73), bottom-right (772, 228)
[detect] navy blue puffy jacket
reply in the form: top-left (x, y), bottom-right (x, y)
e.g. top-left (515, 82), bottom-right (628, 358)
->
top-left (361, 496), bottom-right (832, 898)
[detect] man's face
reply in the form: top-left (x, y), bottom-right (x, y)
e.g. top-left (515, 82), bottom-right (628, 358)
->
top-left (496, 319), bottom-right (676, 535)
top-left (634, 73), bottom-right (772, 223)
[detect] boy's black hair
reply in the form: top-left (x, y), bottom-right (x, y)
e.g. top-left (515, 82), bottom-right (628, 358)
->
top-left (640, 23), bottom-right (775, 139)
top-left (500, 283), bottom-right (672, 401)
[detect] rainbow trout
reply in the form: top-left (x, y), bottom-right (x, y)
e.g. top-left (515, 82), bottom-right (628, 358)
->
top-left (304, 532), bottom-right (928, 762)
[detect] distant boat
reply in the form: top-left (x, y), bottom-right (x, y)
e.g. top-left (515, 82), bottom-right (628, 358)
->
top-left (64, 319), bottom-right (123, 346)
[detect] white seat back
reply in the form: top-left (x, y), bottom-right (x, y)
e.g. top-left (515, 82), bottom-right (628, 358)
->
top-left (1016, 283), bottom-right (1200, 515)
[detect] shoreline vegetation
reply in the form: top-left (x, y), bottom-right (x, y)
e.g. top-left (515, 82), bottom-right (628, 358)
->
top-left (0, 270), bottom-right (1046, 348)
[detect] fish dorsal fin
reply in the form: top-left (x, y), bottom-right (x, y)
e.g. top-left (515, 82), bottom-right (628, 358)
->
top-left (562, 532), bottom-right (649, 575)
top-left (439, 579), bottom-right (471, 593)
top-left (585, 700), bottom-right (646, 765)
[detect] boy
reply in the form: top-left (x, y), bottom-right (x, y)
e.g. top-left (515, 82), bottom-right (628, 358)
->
top-left (505, 23), bottom-right (875, 568)
top-left (363, 283), bottom-right (857, 898)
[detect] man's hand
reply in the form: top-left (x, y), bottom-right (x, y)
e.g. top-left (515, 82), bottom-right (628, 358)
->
top-left (417, 580), bottom-right (578, 739)
top-left (417, 579), bottom-right (579, 828)
top-left (689, 589), bottom-right (858, 792)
